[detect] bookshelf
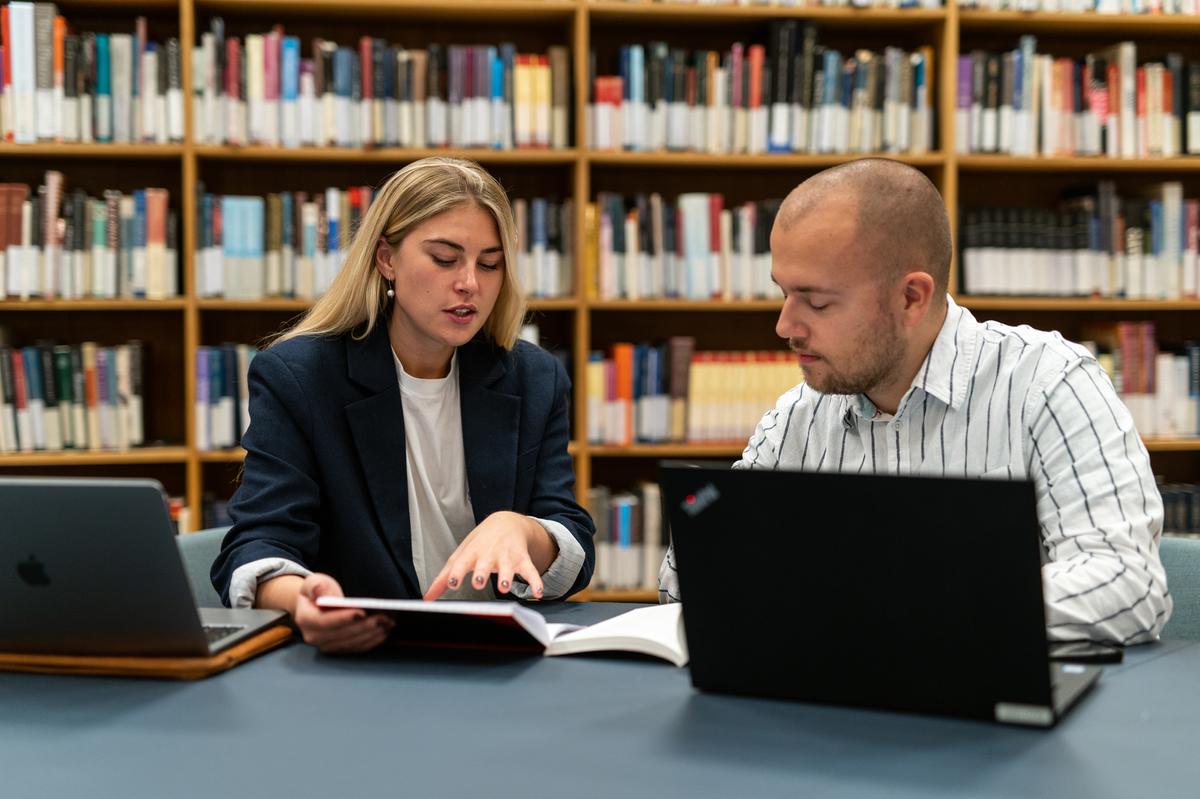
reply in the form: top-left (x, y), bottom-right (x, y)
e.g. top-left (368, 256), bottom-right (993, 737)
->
top-left (2, 1), bottom-right (1199, 605)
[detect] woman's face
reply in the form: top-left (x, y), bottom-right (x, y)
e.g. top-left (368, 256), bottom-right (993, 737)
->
top-left (378, 203), bottom-right (505, 369)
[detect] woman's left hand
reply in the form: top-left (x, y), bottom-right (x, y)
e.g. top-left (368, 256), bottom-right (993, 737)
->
top-left (423, 511), bottom-right (557, 601)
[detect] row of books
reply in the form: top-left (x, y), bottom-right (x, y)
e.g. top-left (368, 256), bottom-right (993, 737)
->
top-left (586, 339), bottom-right (802, 445)
top-left (959, 0), bottom-right (1199, 12)
top-left (590, 193), bottom-right (781, 300)
top-left (195, 343), bottom-right (254, 452)
top-left (589, 24), bottom-right (935, 155)
top-left (195, 187), bottom-right (574, 301)
top-left (194, 20), bottom-right (570, 150)
top-left (0, 341), bottom-right (146, 454)
top-left (1, 175), bottom-right (178, 301)
top-left (956, 39), bottom-right (1200, 158)
top-left (0, 5), bottom-right (183, 144)
top-left (1080, 325), bottom-right (1199, 439)
top-left (1161, 484), bottom-right (1200, 537)
top-left (959, 182), bottom-right (1200, 299)
top-left (588, 481), bottom-right (667, 593)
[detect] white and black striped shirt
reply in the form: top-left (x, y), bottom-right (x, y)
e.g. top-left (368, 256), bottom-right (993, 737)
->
top-left (659, 296), bottom-right (1172, 645)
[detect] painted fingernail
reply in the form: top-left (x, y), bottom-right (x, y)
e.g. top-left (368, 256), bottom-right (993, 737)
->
top-left (474, 574), bottom-right (486, 586)
top-left (448, 577), bottom-right (458, 588)
top-left (500, 579), bottom-right (510, 590)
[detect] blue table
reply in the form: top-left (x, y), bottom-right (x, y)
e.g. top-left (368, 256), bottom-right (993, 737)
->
top-left (1, 602), bottom-right (1197, 798)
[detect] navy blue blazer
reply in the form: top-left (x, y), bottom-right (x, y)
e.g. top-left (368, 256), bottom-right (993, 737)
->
top-left (210, 324), bottom-right (595, 605)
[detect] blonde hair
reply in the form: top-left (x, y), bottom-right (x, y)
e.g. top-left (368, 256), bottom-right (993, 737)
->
top-left (271, 157), bottom-right (525, 349)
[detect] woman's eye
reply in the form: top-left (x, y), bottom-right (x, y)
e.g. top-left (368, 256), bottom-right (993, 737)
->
top-left (479, 262), bottom-right (500, 271)
top-left (432, 256), bottom-right (456, 267)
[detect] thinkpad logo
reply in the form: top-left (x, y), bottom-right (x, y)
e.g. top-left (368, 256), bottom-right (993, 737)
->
top-left (680, 483), bottom-right (720, 517)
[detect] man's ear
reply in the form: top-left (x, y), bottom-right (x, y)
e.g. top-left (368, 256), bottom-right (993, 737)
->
top-left (901, 271), bottom-right (936, 323)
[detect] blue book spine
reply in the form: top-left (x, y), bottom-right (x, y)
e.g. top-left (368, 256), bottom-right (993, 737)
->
top-left (133, 190), bottom-right (147, 297)
top-left (95, 34), bottom-right (112, 142)
top-left (618, 501), bottom-right (632, 548)
top-left (247, 197), bottom-right (265, 261)
top-left (334, 48), bottom-right (352, 100)
top-left (196, 348), bottom-right (210, 408)
top-left (22, 347), bottom-right (43, 406)
top-left (1012, 50), bottom-right (1024, 114)
top-left (1150, 201), bottom-right (1163, 258)
top-left (282, 36), bottom-right (300, 101)
top-left (220, 197), bottom-right (236, 260)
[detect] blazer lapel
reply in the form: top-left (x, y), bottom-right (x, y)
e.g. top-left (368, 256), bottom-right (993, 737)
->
top-left (458, 336), bottom-right (521, 523)
top-left (343, 326), bottom-right (421, 597)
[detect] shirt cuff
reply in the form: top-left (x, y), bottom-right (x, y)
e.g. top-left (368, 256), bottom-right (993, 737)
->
top-left (228, 558), bottom-right (313, 609)
top-left (509, 517), bottom-right (585, 601)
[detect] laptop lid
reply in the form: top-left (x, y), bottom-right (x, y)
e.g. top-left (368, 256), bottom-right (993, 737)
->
top-left (0, 477), bottom-right (281, 657)
top-left (660, 463), bottom-right (1091, 726)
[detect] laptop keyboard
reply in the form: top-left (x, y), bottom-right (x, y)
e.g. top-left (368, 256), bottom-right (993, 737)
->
top-left (204, 624), bottom-right (246, 644)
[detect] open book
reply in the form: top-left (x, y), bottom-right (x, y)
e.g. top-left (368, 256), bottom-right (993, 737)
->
top-left (315, 597), bottom-right (688, 667)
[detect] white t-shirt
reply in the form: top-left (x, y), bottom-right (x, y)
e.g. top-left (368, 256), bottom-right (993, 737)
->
top-left (396, 351), bottom-right (491, 600)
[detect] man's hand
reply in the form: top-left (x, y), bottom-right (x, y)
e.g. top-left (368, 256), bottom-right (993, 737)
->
top-left (423, 512), bottom-right (557, 601)
top-left (293, 573), bottom-right (393, 653)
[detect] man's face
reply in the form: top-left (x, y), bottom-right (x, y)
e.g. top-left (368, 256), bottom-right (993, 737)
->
top-left (770, 200), bottom-right (905, 397)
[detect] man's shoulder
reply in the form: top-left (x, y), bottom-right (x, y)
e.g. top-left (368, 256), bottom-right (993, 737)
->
top-left (978, 318), bottom-right (1094, 375)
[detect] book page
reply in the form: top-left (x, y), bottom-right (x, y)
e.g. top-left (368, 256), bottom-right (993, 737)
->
top-left (546, 604), bottom-right (687, 667)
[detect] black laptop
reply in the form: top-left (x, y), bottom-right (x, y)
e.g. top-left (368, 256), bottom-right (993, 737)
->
top-left (659, 463), bottom-right (1102, 727)
top-left (0, 477), bottom-right (284, 657)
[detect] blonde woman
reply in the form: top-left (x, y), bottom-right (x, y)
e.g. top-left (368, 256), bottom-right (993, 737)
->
top-left (211, 158), bottom-right (595, 653)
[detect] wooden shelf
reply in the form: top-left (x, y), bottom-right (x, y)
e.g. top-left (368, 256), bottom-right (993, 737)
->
top-left (570, 588), bottom-right (658, 603)
top-left (588, 2), bottom-right (946, 26)
top-left (589, 299), bottom-right (782, 311)
top-left (1143, 438), bottom-right (1200, 453)
top-left (194, 0), bottom-right (578, 20)
top-left (588, 443), bottom-right (745, 458)
top-left (197, 449), bottom-right (247, 463)
top-left (587, 151), bottom-right (946, 168)
top-left (197, 299), bottom-right (312, 311)
top-left (0, 447), bottom-right (191, 467)
top-left (958, 155), bottom-right (1200, 172)
top-left (959, 9), bottom-right (1200, 36)
top-left (194, 145), bottom-right (578, 165)
top-left (527, 298), bottom-right (580, 311)
top-left (0, 299), bottom-right (187, 311)
top-left (959, 297), bottom-right (1200, 312)
top-left (0, 143), bottom-right (184, 158)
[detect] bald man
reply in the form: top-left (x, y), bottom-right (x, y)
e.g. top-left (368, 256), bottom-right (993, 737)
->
top-left (659, 158), bottom-right (1172, 646)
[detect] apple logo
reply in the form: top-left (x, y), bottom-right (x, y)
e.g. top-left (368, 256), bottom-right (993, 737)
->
top-left (17, 555), bottom-right (50, 587)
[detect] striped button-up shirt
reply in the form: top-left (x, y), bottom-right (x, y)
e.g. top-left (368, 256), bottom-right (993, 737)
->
top-left (659, 296), bottom-right (1172, 645)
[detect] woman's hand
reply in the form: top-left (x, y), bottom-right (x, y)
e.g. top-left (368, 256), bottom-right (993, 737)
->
top-left (292, 573), bottom-right (394, 653)
top-left (423, 511), bottom-right (558, 601)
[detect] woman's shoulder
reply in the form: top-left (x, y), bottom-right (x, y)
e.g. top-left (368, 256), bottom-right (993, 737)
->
top-left (259, 333), bottom-right (349, 376)
top-left (509, 339), bottom-right (564, 371)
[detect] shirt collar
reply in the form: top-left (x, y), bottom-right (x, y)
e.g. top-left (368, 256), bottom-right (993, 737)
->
top-left (841, 295), bottom-right (979, 428)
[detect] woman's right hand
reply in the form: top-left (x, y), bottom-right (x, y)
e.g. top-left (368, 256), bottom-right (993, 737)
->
top-left (292, 573), bottom-right (394, 653)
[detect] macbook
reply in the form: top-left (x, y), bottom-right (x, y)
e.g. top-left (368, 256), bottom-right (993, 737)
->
top-left (659, 463), bottom-right (1101, 727)
top-left (0, 477), bottom-right (284, 657)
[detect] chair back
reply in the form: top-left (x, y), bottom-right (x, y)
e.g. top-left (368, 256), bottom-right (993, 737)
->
top-left (177, 527), bottom-right (229, 608)
top-left (1160, 536), bottom-right (1200, 641)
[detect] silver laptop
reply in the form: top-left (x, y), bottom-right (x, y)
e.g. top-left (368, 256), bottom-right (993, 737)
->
top-left (0, 477), bottom-right (285, 657)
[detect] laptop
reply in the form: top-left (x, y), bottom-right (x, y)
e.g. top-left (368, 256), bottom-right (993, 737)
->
top-left (659, 463), bottom-right (1102, 727)
top-left (0, 477), bottom-right (285, 657)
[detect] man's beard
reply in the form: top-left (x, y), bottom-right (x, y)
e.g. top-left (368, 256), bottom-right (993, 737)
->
top-left (794, 316), bottom-right (904, 397)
